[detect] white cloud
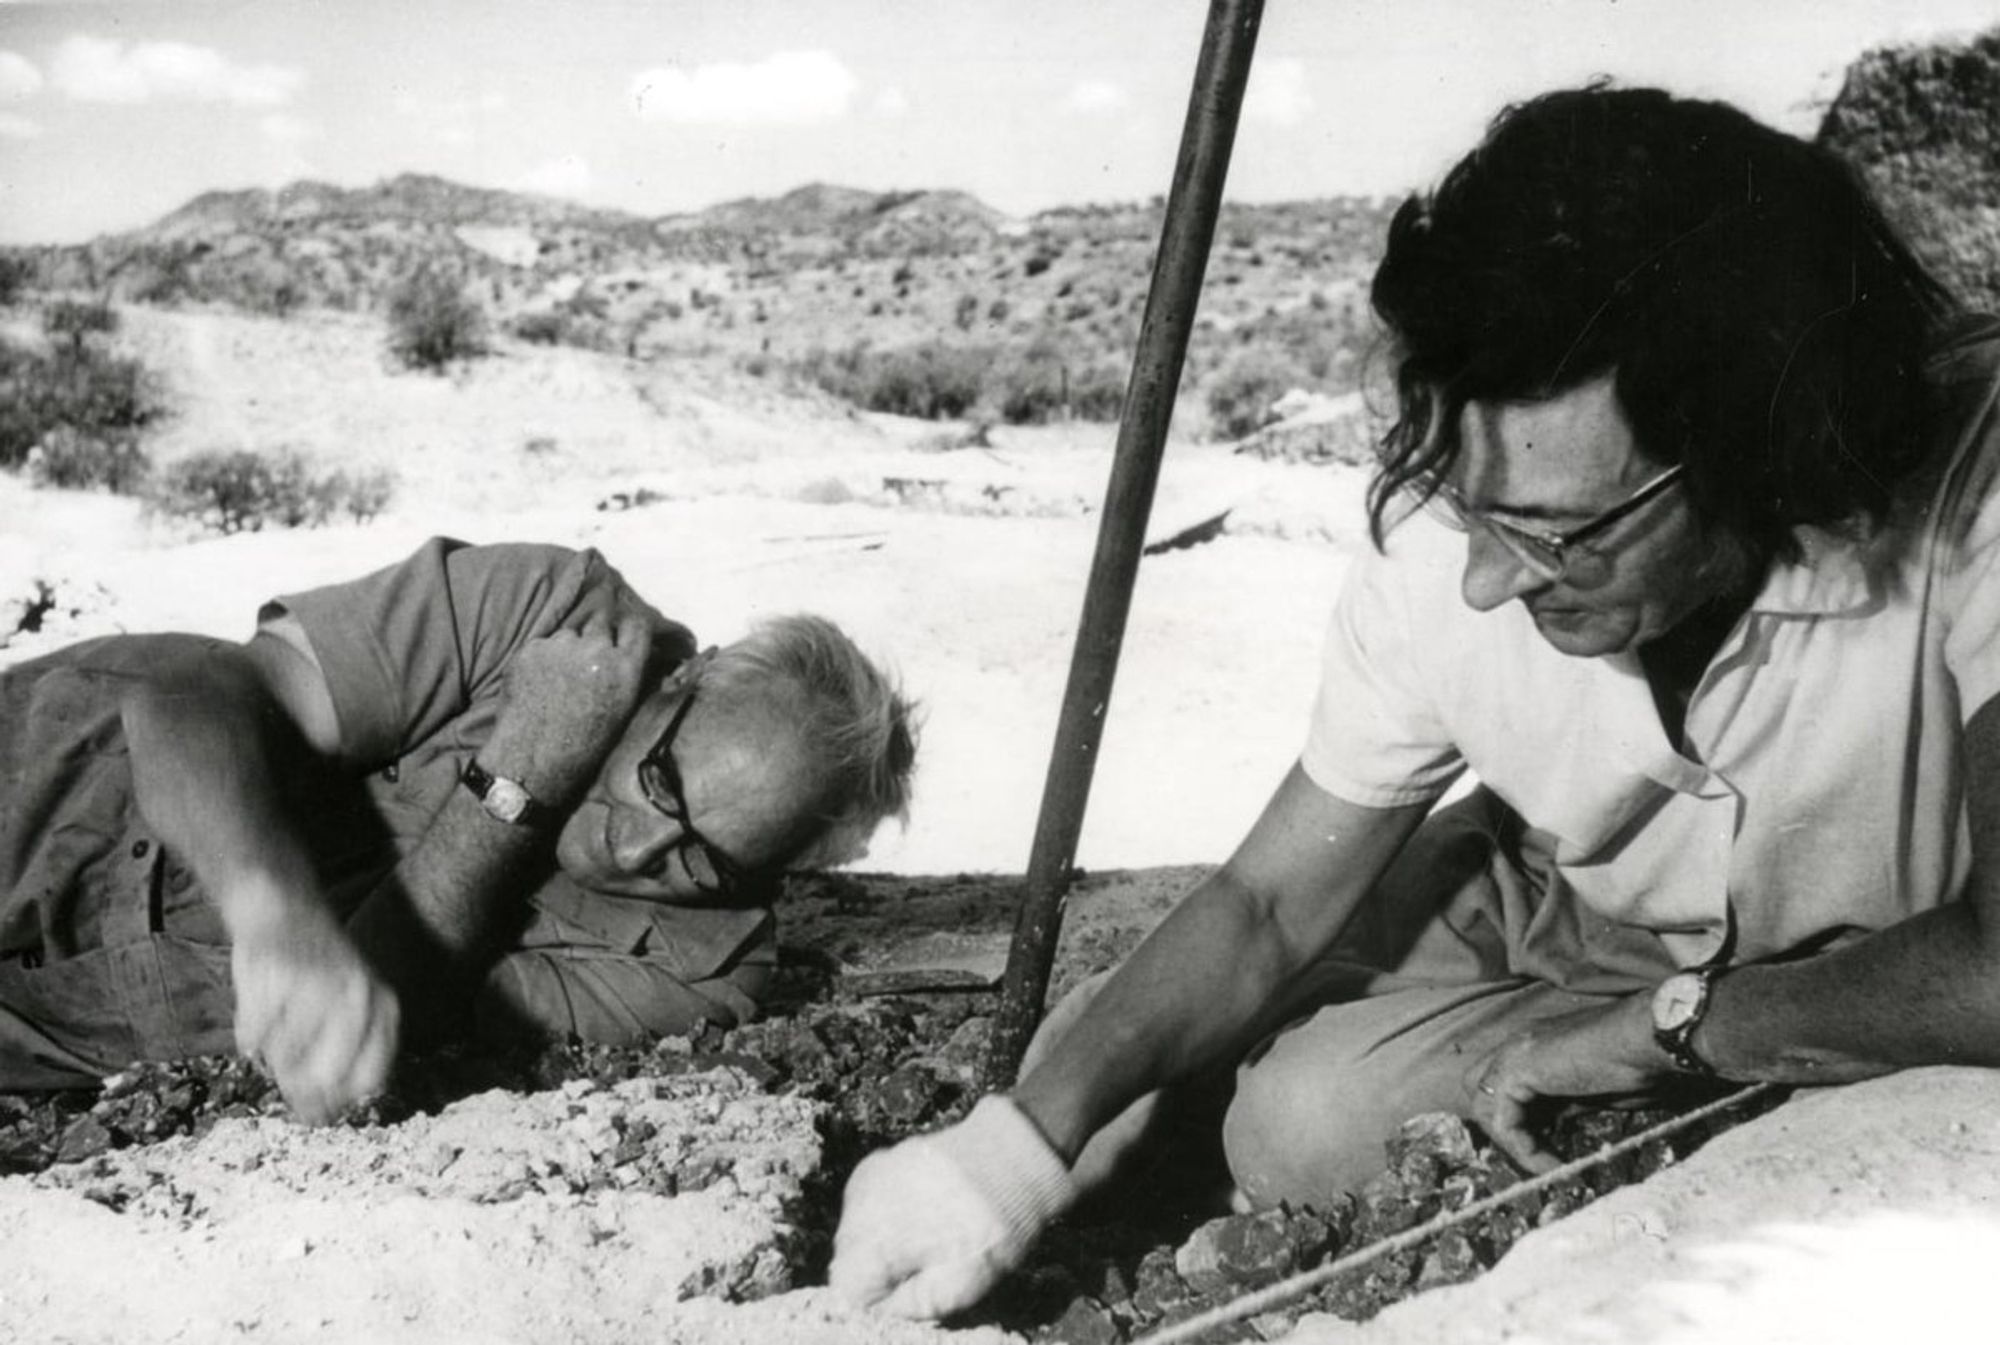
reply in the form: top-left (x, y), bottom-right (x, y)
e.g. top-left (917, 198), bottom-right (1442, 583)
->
top-left (0, 51), bottom-right (43, 101)
top-left (1067, 79), bottom-right (1128, 114)
top-left (1244, 56), bottom-right (1311, 127)
top-left (515, 154), bottom-right (593, 198)
top-left (629, 50), bottom-right (856, 125)
top-left (259, 112), bottom-right (313, 146)
top-left (50, 34), bottom-right (303, 106)
top-left (0, 111), bottom-right (41, 139)
top-left (871, 86), bottom-right (909, 118)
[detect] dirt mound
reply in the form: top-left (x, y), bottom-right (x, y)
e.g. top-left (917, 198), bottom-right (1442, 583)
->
top-left (1, 1068), bottom-right (826, 1344)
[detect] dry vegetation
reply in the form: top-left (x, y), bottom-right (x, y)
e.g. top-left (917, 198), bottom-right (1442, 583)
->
top-left (10, 175), bottom-right (1394, 443)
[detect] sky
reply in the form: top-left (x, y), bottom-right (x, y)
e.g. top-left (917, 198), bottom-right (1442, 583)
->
top-left (0, 0), bottom-right (1994, 246)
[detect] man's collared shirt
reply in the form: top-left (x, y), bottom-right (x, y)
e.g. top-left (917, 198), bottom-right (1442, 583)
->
top-left (1302, 323), bottom-right (2000, 979)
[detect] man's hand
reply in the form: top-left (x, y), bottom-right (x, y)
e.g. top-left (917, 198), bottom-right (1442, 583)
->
top-left (1465, 993), bottom-right (1669, 1173)
top-left (830, 1096), bottom-right (1078, 1319)
top-left (486, 612), bottom-right (656, 807)
top-left (230, 896), bottom-right (400, 1125)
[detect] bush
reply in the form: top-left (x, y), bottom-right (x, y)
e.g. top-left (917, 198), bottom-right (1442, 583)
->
top-left (1205, 351), bottom-right (1307, 441)
top-left (43, 298), bottom-right (118, 350)
top-left (0, 337), bottom-right (165, 471)
top-left (386, 267), bottom-right (487, 372)
top-left (991, 342), bottom-right (1126, 425)
top-left (149, 449), bottom-right (395, 534)
top-left (509, 311), bottom-right (568, 345)
top-left (0, 254), bottom-right (34, 307)
top-left (796, 340), bottom-right (987, 420)
top-left (28, 427), bottom-right (151, 493)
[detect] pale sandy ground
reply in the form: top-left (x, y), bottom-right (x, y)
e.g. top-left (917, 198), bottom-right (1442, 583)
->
top-left (3, 306), bottom-right (1997, 1344)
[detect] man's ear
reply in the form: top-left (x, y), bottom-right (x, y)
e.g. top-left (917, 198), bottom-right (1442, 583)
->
top-left (657, 644), bottom-right (720, 693)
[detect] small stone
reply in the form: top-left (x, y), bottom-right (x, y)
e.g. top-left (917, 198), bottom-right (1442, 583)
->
top-left (1249, 1310), bottom-right (1302, 1340)
top-left (1414, 1230), bottom-right (1481, 1290)
top-left (54, 1116), bottom-right (113, 1165)
top-left (1386, 1112), bottom-right (1478, 1173)
top-left (940, 1016), bottom-right (994, 1071)
top-left (418, 1141), bottom-right (461, 1177)
top-left (1475, 1203), bottom-right (1533, 1261)
top-left (1175, 1209), bottom-right (1297, 1296)
top-left (1355, 1169), bottom-right (1422, 1239)
top-left (1535, 1182), bottom-right (1589, 1226)
top-left (1129, 1247), bottom-right (1191, 1323)
top-left (1045, 1295), bottom-right (1122, 1345)
top-left (872, 1062), bottom-right (944, 1128)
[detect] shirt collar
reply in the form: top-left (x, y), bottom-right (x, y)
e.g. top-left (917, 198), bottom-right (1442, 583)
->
top-left (1749, 523), bottom-right (1881, 617)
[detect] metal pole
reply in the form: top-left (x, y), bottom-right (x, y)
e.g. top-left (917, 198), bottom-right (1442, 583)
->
top-left (982, 0), bottom-right (1265, 1089)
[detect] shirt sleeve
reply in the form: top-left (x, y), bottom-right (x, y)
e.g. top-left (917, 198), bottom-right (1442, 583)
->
top-left (261, 536), bottom-right (696, 765)
top-left (1300, 536), bottom-right (1465, 807)
top-left (1937, 343), bottom-right (2000, 718)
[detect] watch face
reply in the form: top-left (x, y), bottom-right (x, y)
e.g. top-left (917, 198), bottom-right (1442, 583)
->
top-left (484, 777), bottom-right (534, 824)
top-left (1652, 973), bottom-right (1704, 1031)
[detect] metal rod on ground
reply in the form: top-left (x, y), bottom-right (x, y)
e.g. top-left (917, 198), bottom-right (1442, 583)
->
top-left (980, 0), bottom-right (1266, 1090)
top-left (1133, 1083), bottom-right (1786, 1345)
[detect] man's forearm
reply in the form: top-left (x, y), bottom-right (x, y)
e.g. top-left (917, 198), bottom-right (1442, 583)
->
top-left (1700, 901), bottom-right (2000, 1084)
top-left (1010, 874), bottom-right (1319, 1162)
top-left (343, 793), bottom-right (547, 1000)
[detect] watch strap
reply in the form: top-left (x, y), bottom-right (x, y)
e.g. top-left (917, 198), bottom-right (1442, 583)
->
top-left (462, 759), bottom-right (552, 828)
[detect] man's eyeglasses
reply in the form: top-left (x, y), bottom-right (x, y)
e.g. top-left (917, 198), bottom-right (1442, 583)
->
top-left (636, 685), bottom-right (749, 899)
top-left (1417, 462), bottom-right (1687, 583)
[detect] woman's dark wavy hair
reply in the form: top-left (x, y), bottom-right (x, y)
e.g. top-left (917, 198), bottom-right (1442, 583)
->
top-left (1367, 83), bottom-right (1959, 563)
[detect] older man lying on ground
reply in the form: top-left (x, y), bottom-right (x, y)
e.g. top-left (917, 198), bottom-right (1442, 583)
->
top-left (0, 536), bottom-right (915, 1122)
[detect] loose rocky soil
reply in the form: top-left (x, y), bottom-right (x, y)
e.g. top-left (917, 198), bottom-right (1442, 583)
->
top-left (0, 868), bottom-right (1775, 1344)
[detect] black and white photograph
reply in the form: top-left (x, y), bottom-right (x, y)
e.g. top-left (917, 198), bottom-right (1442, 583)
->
top-left (2, 1), bottom-right (1998, 1341)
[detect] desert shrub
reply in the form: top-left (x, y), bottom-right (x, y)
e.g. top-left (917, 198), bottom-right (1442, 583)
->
top-left (338, 467), bottom-right (396, 523)
top-left (150, 449), bottom-right (395, 534)
top-left (509, 311), bottom-right (567, 345)
top-left (1205, 350), bottom-right (1307, 440)
top-left (43, 298), bottom-right (118, 350)
top-left (386, 267), bottom-right (487, 372)
top-left (796, 340), bottom-right (987, 420)
top-left (0, 336), bottom-right (165, 471)
top-left (28, 426), bottom-right (152, 493)
top-left (990, 341), bottom-right (1126, 425)
top-left (0, 254), bottom-right (34, 307)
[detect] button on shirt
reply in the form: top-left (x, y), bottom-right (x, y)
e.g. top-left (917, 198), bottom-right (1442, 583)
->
top-left (1301, 326), bottom-right (2000, 975)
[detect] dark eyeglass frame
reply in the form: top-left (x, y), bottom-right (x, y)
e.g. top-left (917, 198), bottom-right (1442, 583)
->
top-left (636, 683), bottom-right (749, 899)
top-left (1421, 462), bottom-right (1687, 581)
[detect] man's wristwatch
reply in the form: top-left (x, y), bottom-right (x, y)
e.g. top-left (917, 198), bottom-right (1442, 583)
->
top-left (1650, 965), bottom-right (1726, 1077)
top-left (462, 760), bottom-right (551, 828)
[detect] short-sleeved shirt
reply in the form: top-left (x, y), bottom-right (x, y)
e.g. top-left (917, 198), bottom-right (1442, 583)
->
top-left (0, 538), bottom-right (764, 988)
top-left (1301, 321), bottom-right (2000, 975)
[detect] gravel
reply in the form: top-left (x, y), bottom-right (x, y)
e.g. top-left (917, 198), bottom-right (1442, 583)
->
top-left (0, 947), bottom-right (1782, 1344)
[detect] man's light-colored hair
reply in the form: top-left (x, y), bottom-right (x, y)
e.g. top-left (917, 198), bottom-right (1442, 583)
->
top-left (703, 614), bottom-right (917, 868)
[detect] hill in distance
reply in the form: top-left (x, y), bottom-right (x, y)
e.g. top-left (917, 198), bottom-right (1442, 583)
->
top-left (13, 21), bottom-right (1994, 433)
top-left (24, 171), bottom-right (1393, 419)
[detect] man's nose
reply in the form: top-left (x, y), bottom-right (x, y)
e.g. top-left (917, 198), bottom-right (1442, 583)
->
top-left (1460, 529), bottom-right (1551, 612)
top-left (609, 807), bottom-right (681, 875)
